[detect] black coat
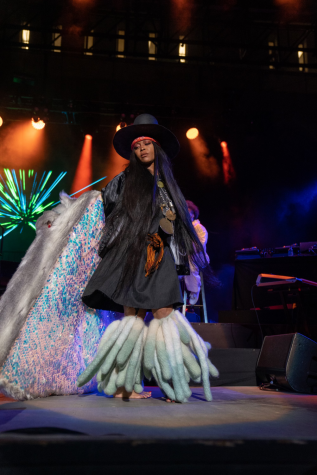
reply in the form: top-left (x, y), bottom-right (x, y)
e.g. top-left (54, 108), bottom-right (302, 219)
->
top-left (82, 172), bottom-right (184, 312)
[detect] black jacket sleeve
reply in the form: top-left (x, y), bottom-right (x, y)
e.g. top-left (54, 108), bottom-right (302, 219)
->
top-left (101, 172), bottom-right (125, 218)
top-left (98, 172), bottom-right (125, 258)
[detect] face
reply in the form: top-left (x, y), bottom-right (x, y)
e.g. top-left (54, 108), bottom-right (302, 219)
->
top-left (133, 139), bottom-right (155, 167)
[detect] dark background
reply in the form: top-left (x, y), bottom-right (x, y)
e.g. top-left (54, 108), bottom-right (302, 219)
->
top-left (1, 0), bottom-right (317, 320)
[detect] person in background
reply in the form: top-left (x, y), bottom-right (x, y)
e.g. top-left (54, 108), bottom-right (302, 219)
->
top-left (185, 200), bottom-right (210, 305)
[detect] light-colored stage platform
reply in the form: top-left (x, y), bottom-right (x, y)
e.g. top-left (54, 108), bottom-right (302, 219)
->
top-left (1, 387), bottom-right (317, 475)
top-left (1, 386), bottom-right (317, 440)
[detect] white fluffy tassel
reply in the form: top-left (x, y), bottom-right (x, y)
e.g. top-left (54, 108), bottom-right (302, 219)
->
top-left (78, 310), bottom-right (218, 402)
top-left (77, 316), bottom-right (146, 395)
top-left (134, 327), bottom-right (148, 393)
top-left (154, 351), bottom-right (176, 401)
top-left (125, 327), bottom-right (145, 392)
top-left (144, 310), bottom-right (218, 403)
top-left (162, 317), bottom-right (186, 402)
top-left (174, 310), bottom-right (215, 401)
top-left (144, 318), bottom-right (160, 370)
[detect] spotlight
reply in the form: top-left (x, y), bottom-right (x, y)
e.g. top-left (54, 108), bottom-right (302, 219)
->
top-left (0, 117), bottom-right (3, 127)
top-left (32, 118), bottom-right (45, 130)
top-left (186, 128), bottom-right (199, 140)
top-left (116, 121), bottom-right (127, 132)
top-left (85, 134), bottom-right (93, 140)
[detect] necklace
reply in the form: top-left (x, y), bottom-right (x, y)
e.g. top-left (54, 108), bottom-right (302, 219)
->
top-left (157, 178), bottom-right (176, 235)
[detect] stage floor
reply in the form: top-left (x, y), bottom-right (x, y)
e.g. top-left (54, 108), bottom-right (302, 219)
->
top-left (1, 386), bottom-right (317, 440)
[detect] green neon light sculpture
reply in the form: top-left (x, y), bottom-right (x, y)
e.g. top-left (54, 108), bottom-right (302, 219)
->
top-left (0, 168), bottom-right (106, 239)
top-left (0, 169), bottom-right (67, 238)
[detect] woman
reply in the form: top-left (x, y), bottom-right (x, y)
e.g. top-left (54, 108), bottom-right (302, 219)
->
top-left (185, 200), bottom-right (210, 305)
top-left (78, 114), bottom-right (218, 403)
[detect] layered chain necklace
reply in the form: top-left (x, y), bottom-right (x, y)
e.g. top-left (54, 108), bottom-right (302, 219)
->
top-left (157, 176), bottom-right (176, 235)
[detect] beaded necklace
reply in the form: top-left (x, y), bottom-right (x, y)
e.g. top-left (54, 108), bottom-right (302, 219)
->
top-left (157, 177), bottom-right (176, 235)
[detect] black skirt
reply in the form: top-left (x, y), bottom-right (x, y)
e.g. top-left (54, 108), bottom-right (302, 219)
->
top-left (82, 210), bottom-right (183, 313)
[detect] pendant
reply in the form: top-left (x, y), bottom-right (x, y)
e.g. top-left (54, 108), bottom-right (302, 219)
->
top-left (159, 217), bottom-right (174, 235)
top-left (157, 180), bottom-right (164, 188)
top-left (166, 209), bottom-right (176, 221)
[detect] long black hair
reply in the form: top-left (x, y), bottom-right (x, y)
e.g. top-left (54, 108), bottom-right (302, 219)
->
top-left (105, 143), bottom-right (216, 294)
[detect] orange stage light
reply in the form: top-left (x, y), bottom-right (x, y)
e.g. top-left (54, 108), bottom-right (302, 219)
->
top-left (0, 121), bottom-right (46, 168)
top-left (71, 135), bottom-right (93, 197)
top-left (186, 128), bottom-right (199, 140)
top-left (274, 0), bottom-right (303, 17)
top-left (103, 145), bottom-right (129, 186)
top-left (188, 134), bottom-right (220, 179)
top-left (0, 117), bottom-right (3, 127)
top-left (71, 0), bottom-right (95, 6)
top-left (116, 122), bottom-right (127, 132)
top-left (275, 0), bottom-right (303, 8)
top-left (170, 0), bottom-right (195, 30)
top-left (220, 141), bottom-right (236, 185)
top-left (32, 118), bottom-right (45, 130)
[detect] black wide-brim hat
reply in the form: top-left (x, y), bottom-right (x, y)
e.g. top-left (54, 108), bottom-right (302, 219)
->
top-left (113, 113), bottom-right (180, 160)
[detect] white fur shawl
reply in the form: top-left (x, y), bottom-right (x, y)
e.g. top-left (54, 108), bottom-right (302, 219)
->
top-left (0, 190), bottom-right (100, 369)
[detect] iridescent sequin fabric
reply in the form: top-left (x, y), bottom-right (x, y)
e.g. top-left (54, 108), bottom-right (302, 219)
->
top-left (0, 195), bottom-right (115, 399)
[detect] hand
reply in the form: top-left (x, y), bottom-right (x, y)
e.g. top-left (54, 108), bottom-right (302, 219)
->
top-left (189, 291), bottom-right (199, 305)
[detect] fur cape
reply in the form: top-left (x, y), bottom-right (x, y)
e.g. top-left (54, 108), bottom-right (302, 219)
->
top-left (0, 190), bottom-right (100, 369)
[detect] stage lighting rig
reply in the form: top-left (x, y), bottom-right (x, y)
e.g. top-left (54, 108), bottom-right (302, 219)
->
top-left (32, 103), bottom-right (49, 130)
top-left (76, 104), bottom-right (100, 138)
top-left (116, 113), bottom-right (128, 132)
top-left (0, 109), bottom-right (8, 127)
top-left (186, 128), bottom-right (199, 139)
top-left (116, 121), bottom-right (127, 131)
top-left (32, 118), bottom-right (45, 130)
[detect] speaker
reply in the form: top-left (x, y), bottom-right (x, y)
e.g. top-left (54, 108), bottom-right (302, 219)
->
top-left (256, 333), bottom-right (317, 393)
